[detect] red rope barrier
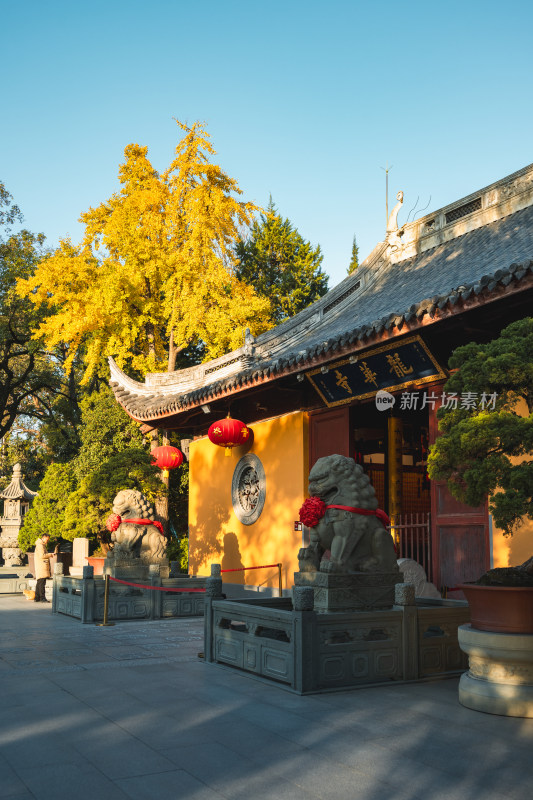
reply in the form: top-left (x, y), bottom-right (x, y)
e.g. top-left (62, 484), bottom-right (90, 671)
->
top-left (221, 563), bottom-right (280, 573)
top-left (109, 576), bottom-right (205, 593)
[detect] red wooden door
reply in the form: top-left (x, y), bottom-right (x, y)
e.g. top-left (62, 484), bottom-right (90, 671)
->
top-left (308, 406), bottom-right (351, 469)
top-left (428, 396), bottom-right (489, 591)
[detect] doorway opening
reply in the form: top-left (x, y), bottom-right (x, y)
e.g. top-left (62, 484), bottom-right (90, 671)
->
top-left (351, 395), bottom-right (432, 579)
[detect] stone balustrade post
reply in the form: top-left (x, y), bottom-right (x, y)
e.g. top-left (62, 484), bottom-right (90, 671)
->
top-left (395, 582), bottom-right (418, 680)
top-left (292, 586), bottom-right (314, 611)
top-left (80, 565), bottom-right (96, 623)
top-left (81, 564), bottom-right (95, 624)
top-left (149, 564), bottom-right (162, 620)
top-left (52, 562), bottom-right (63, 614)
top-left (292, 586), bottom-right (318, 693)
top-left (206, 563), bottom-right (223, 598)
top-left (204, 564), bottom-right (224, 663)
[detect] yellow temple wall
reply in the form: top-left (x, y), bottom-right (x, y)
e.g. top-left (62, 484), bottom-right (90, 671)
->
top-left (188, 410), bottom-right (309, 591)
top-left (492, 516), bottom-right (532, 568)
top-left (491, 399), bottom-right (532, 568)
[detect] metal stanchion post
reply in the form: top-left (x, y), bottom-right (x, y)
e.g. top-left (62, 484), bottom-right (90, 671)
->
top-left (278, 563), bottom-right (282, 598)
top-left (97, 573), bottom-right (115, 627)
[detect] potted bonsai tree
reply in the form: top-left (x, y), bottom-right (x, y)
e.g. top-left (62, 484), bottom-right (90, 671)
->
top-left (428, 316), bottom-right (533, 634)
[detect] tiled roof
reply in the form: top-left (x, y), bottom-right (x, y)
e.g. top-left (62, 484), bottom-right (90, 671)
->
top-left (110, 252), bottom-right (533, 422)
top-left (109, 166), bottom-right (533, 423)
top-left (0, 464), bottom-right (38, 501)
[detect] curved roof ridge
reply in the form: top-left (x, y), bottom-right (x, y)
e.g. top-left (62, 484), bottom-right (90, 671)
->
top-left (109, 256), bottom-right (533, 422)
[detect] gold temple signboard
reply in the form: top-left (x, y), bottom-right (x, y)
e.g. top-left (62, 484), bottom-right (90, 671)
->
top-left (306, 335), bottom-right (447, 407)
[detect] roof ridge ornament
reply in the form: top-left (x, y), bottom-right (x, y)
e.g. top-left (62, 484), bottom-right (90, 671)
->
top-left (242, 327), bottom-right (256, 367)
top-left (386, 190), bottom-right (404, 234)
top-left (386, 190), bottom-right (404, 253)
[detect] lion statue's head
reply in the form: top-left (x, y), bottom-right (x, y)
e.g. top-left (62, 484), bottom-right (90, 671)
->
top-left (112, 489), bottom-right (155, 520)
top-left (308, 455), bottom-right (378, 510)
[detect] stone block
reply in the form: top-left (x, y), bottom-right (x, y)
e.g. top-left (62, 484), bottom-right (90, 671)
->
top-left (294, 570), bottom-right (403, 613)
top-left (72, 537), bottom-right (89, 567)
top-left (103, 555), bottom-right (150, 581)
top-left (395, 582), bottom-right (415, 606)
top-left (69, 567), bottom-right (84, 577)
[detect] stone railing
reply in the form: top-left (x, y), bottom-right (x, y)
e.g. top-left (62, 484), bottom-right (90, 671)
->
top-left (204, 579), bottom-right (470, 694)
top-left (0, 566), bottom-right (32, 595)
top-left (52, 564), bottom-right (205, 623)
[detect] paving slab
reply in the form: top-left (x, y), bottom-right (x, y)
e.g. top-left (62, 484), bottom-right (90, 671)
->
top-left (116, 769), bottom-right (226, 800)
top-left (1, 594), bottom-right (532, 800)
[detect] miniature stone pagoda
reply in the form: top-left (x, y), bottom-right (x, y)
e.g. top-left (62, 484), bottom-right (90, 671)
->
top-left (0, 463), bottom-right (37, 566)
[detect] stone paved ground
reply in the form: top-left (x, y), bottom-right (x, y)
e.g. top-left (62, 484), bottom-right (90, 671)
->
top-left (0, 594), bottom-right (532, 800)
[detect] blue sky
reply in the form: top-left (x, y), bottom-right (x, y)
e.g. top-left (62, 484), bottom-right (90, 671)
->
top-left (2, 0), bottom-right (532, 287)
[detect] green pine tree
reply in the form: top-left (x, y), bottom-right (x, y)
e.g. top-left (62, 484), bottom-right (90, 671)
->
top-left (235, 198), bottom-right (328, 323)
top-left (428, 317), bottom-right (533, 536)
top-left (347, 235), bottom-right (359, 274)
top-left (17, 463), bottom-right (77, 552)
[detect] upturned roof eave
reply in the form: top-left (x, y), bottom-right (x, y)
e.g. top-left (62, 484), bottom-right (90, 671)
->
top-left (110, 264), bottom-right (533, 426)
top-left (0, 478), bottom-right (38, 501)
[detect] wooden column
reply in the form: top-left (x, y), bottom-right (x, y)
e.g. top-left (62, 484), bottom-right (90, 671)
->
top-left (387, 416), bottom-right (403, 524)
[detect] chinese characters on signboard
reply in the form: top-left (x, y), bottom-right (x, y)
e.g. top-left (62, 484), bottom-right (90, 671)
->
top-left (306, 336), bottom-right (447, 407)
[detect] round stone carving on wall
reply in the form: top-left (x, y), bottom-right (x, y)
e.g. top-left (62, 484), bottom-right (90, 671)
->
top-left (231, 454), bottom-right (266, 525)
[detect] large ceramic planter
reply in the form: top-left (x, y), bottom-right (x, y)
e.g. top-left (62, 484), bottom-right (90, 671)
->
top-left (86, 556), bottom-right (106, 575)
top-left (458, 584), bottom-right (533, 634)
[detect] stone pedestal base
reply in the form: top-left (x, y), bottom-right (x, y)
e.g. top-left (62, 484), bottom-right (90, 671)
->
top-left (294, 570), bottom-right (403, 612)
top-left (103, 555), bottom-right (170, 580)
top-left (0, 546), bottom-right (24, 567)
top-left (458, 624), bottom-right (533, 718)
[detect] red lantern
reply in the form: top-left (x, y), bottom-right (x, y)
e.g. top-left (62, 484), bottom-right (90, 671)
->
top-left (208, 415), bottom-right (250, 456)
top-left (151, 445), bottom-right (184, 477)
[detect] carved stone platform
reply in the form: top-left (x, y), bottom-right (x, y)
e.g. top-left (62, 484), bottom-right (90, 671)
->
top-left (294, 570), bottom-right (404, 613)
top-left (204, 572), bottom-right (471, 694)
top-left (0, 566), bottom-right (33, 595)
top-left (53, 563), bottom-right (206, 622)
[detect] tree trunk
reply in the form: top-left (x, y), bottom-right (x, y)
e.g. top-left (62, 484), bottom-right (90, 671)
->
top-left (168, 330), bottom-right (177, 372)
top-left (145, 321), bottom-right (157, 363)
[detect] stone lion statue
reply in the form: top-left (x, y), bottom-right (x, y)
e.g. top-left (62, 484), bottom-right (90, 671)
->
top-left (108, 489), bottom-right (167, 562)
top-left (298, 455), bottom-right (398, 574)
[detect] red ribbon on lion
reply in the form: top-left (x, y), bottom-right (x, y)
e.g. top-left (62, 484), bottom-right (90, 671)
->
top-left (299, 496), bottom-right (390, 529)
top-left (105, 514), bottom-right (165, 536)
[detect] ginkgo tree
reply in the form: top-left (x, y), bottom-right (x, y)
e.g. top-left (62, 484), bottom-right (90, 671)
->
top-left (18, 121), bottom-right (273, 381)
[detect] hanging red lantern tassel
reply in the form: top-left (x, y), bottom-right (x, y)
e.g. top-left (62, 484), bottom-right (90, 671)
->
top-left (208, 415), bottom-right (250, 456)
top-left (151, 445), bottom-right (184, 478)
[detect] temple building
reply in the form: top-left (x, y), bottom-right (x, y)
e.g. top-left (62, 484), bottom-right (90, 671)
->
top-left (110, 164), bottom-right (533, 594)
